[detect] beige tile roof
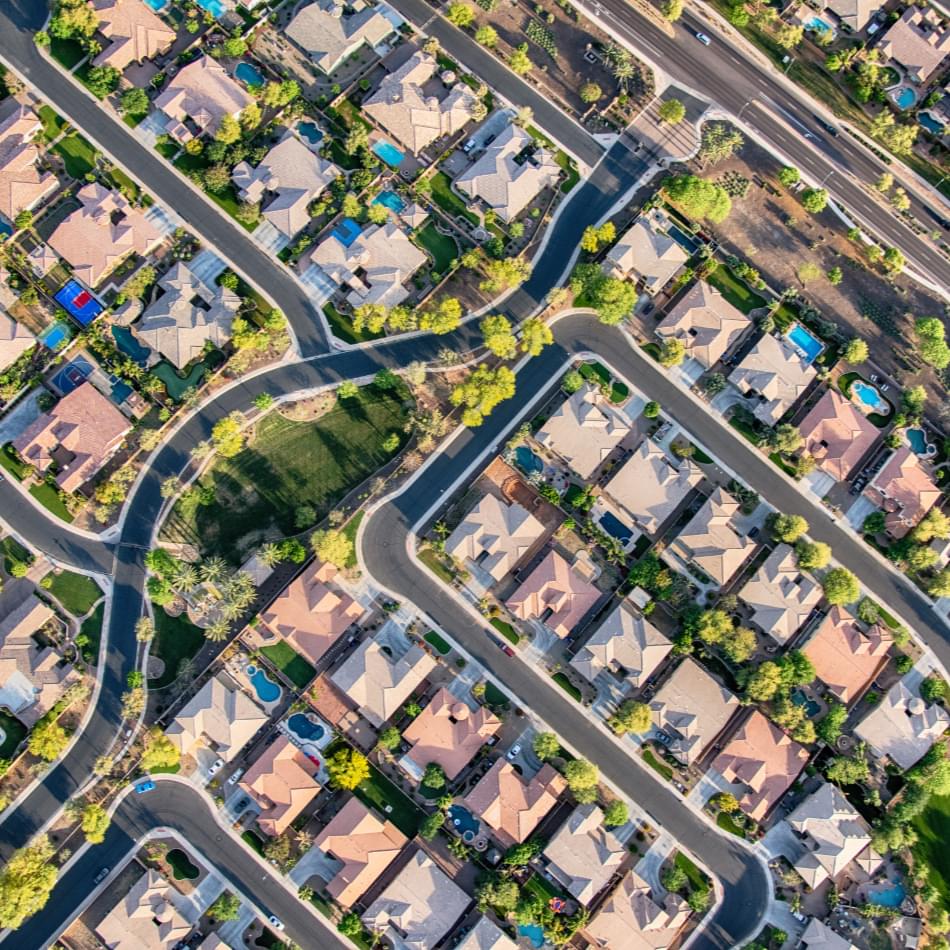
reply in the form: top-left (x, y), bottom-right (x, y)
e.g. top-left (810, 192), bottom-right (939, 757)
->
top-left (604, 437), bottom-right (701, 536)
top-left (650, 658), bottom-right (739, 765)
top-left (879, 6), bottom-right (950, 83)
top-left (27, 242), bottom-right (58, 277)
top-left (454, 917), bottom-right (518, 950)
top-left (604, 209), bottom-right (688, 292)
top-left (865, 446), bottom-right (941, 539)
top-left (92, 0), bottom-right (175, 71)
top-left (535, 383), bottom-right (630, 479)
top-left (13, 382), bottom-right (131, 493)
top-left (48, 182), bottom-right (163, 287)
top-left (463, 760), bottom-right (566, 848)
top-left (403, 687), bottom-right (501, 779)
top-left (285, 0), bottom-right (394, 75)
top-left (728, 333), bottom-right (816, 426)
top-left (363, 51), bottom-right (477, 155)
top-left (824, 0), bottom-right (878, 32)
top-left (800, 918), bottom-right (860, 950)
top-left (543, 804), bottom-right (625, 905)
top-left (506, 549), bottom-right (600, 639)
top-left (239, 735), bottom-right (320, 837)
top-left (261, 560), bottom-right (364, 665)
top-left (585, 871), bottom-right (690, 950)
top-left (799, 388), bottom-right (880, 483)
top-left (96, 869), bottom-right (192, 950)
top-left (0, 102), bottom-right (58, 223)
top-left (0, 311), bottom-right (36, 373)
top-left (445, 492), bottom-right (545, 583)
top-left (738, 544), bottom-right (822, 645)
top-left (802, 607), bottom-right (891, 706)
top-left (313, 796), bottom-right (407, 906)
top-left (655, 281), bottom-right (751, 369)
top-left (455, 124), bottom-right (559, 223)
top-left (154, 55), bottom-right (251, 137)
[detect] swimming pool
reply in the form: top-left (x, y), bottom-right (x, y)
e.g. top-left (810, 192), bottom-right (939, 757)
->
top-left (112, 326), bottom-right (150, 366)
top-left (851, 380), bottom-right (890, 415)
top-left (869, 880), bottom-right (906, 907)
top-left (449, 804), bottom-right (480, 839)
top-left (667, 223), bottom-right (698, 254)
top-left (513, 445), bottom-right (544, 475)
top-left (919, 112), bottom-right (946, 136)
top-left (599, 511), bottom-right (633, 544)
top-left (371, 140), bottom-right (405, 167)
top-left (332, 217), bottom-right (362, 248)
top-left (791, 689), bottom-right (821, 718)
top-left (246, 664), bottom-right (281, 704)
top-left (235, 62), bottom-right (264, 89)
top-left (287, 713), bottom-right (325, 742)
top-left (374, 190), bottom-right (406, 213)
top-left (893, 86), bottom-right (917, 110)
top-left (906, 427), bottom-right (937, 457)
top-left (804, 15), bottom-right (835, 36)
top-left (785, 323), bottom-right (824, 364)
top-left (297, 121), bottom-right (323, 146)
top-left (39, 321), bottom-right (71, 351)
top-left (518, 924), bottom-right (544, 948)
top-left (142, 0), bottom-right (167, 10)
top-left (196, 0), bottom-right (228, 17)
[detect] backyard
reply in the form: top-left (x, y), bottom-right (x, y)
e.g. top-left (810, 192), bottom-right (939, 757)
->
top-left (149, 610), bottom-right (205, 689)
top-left (354, 761), bottom-right (422, 837)
top-left (260, 640), bottom-right (316, 689)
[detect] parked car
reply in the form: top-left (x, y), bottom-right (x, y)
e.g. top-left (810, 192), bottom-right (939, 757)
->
top-left (208, 758), bottom-right (224, 777)
top-left (94, 867), bottom-right (110, 885)
top-left (268, 915), bottom-right (284, 931)
top-left (695, 31), bottom-right (711, 45)
top-left (135, 780), bottom-right (155, 794)
top-left (507, 743), bottom-right (522, 761)
top-left (227, 768), bottom-right (244, 786)
top-left (462, 137), bottom-right (477, 153)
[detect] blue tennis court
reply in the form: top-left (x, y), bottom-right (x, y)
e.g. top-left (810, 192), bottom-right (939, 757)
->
top-left (51, 356), bottom-right (93, 395)
top-left (332, 217), bottom-right (362, 248)
top-left (54, 279), bottom-right (103, 326)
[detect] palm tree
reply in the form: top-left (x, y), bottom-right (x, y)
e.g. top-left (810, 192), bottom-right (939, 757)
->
top-left (172, 563), bottom-right (199, 594)
top-left (219, 600), bottom-right (244, 622)
top-left (600, 40), bottom-right (624, 68)
top-left (199, 557), bottom-right (227, 584)
top-left (612, 55), bottom-right (635, 90)
top-left (204, 618), bottom-right (230, 642)
top-left (258, 543), bottom-right (281, 568)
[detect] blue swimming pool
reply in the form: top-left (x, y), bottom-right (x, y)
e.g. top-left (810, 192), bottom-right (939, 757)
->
top-left (112, 326), bottom-right (150, 366)
top-left (804, 15), bottom-right (835, 35)
top-left (518, 924), bottom-right (544, 948)
top-left (142, 0), bottom-right (167, 10)
top-left (667, 223), bottom-right (698, 254)
top-left (287, 713), bottom-right (325, 742)
top-left (246, 665), bottom-right (281, 704)
top-left (196, 0), bottom-right (227, 17)
top-left (894, 86), bottom-right (917, 110)
top-left (785, 323), bottom-right (824, 364)
top-left (449, 804), bottom-right (480, 837)
top-left (374, 190), bottom-right (406, 213)
top-left (332, 217), bottom-right (362, 248)
top-left (371, 140), bottom-right (405, 167)
top-left (851, 380), bottom-right (889, 414)
top-left (39, 321), bottom-right (71, 351)
top-left (791, 688), bottom-right (821, 718)
top-left (907, 427), bottom-right (937, 457)
top-left (919, 112), bottom-right (946, 136)
top-left (235, 62), bottom-right (264, 89)
top-left (599, 511), bottom-right (633, 544)
top-left (871, 880), bottom-right (906, 907)
top-left (513, 445), bottom-right (544, 475)
top-left (297, 121), bottom-right (323, 146)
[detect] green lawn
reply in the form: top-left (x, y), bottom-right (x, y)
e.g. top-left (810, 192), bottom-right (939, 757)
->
top-left (242, 829), bottom-right (265, 855)
top-left (0, 711), bottom-right (27, 759)
top-left (37, 105), bottom-right (67, 142)
top-left (52, 134), bottom-right (97, 179)
top-left (675, 850), bottom-right (709, 890)
top-left (49, 37), bottom-right (86, 70)
top-left (716, 811), bottom-right (746, 838)
top-left (79, 603), bottom-right (104, 664)
top-left (107, 166), bottom-right (140, 201)
top-left (323, 302), bottom-right (382, 345)
top-left (490, 618), bottom-right (519, 645)
top-left (30, 482), bottom-right (74, 522)
top-left (556, 151), bottom-right (580, 193)
top-left (42, 570), bottom-right (102, 616)
top-left (0, 536), bottom-right (31, 574)
top-left (914, 793), bottom-right (950, 911)
top-left (705, 264), bottom-right (767, 314)
top-left (419, 547), bottom-right (454, 584)
top-left (167, 849), bottom-right (199, 880)
top-left (414, 221), bottom-right (458, 273)
top-left (428, 172), bottom-right (479, 225)
top-left (641, 748), bottom-right (674, 781)
top-left (484, 681), bottom-right (509, 708)
top-left (341, 510), bottom-right (364, 569)
top-left (260, 641), bottom-right (316, 689)
top-left (354, 763), bottom-right (423, 837)
top-left (728, 414), bottom-right (763, 446)
top-left (551, 672), bottom-right (581, 701)
top-left (164, 385), bottom-right (409, 561)
top-left (424, 630), bottom-right (451, 655)
top-left (0, 445), bottom-right (29, 480)
top-left (149, 611), bottom-right (205, 688)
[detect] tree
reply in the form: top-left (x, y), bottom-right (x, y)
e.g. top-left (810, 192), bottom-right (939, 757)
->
top-left (450, 364), bottom-right (516, 427)
top-left (377, 726), bottom-right (402, 752)
top-left (843, 338), bottom-right (868, 364)
top-left (215, 113), bottom-right (241, 144)
top-left (817, 701), bottom-right (847, 744)
top-left (891, 187), bottom-right (910, 212)
top-left (862, 512), bottom-right (886, 536)
top-left (775, 24), bottom-right (804, 50)
top-left (420, 810), bottom-right (445, 841)
top-left (569, 263), bottom-right (638, 324)
top-left (712, 791), bottom-right (739, 813)
top-left (338, 912), bottom-right (363, 938)
top-left (81, 803), bottom-right (110, 844)
top-left (661, 0), bottom-right (684, 20)
top-left (123, 265), bottom-right (156, 300)
top-left (475, 25), bottom-right (498, 47)
top-left (120, 87), bottom-right (150, 118)
top-left (822, 568), bottom-right (859, 605)
top-left (422, 762), bottom-right (446, 789)
top-left (872, 815), bottom-right (917, 853)
top-left (826, 749), bottom-right (869, 785)
top-left (800, 188), bottom-right (828, 214)
top-left (85, 65), bottom-right (120, 98)
top-left (744, 661), bottom-right (784, 702)
top-left (796, 539), bottom-right (831, 570)
top-left (325, 747), bottom-right (369, 790)
top-left (209, 891), bottom-right (240, 921)
top-left (688, 886), bottom-right (711, 912)
top-left (533, 732), bottom-right (560, 760)
top-left (826, 266), bottom-right (843, 286)
top-left (580, 82), bottom-right (603, 103)
top-left (921, 675), bottom-right (947, 703)
top-left (771, 513), bottom-right (809, 544)
top-left (778, 166), bottom-right (800, 188)
top-left (882, 247), bottom-right (904, 275)
top-left (419, 296), bottom-right (463, 334)
top-left (608, 699), bottom-right (651, 735)
top-left (344, 124), bottom-right (368, 155)
top-left (912, 509), bottom-right (950, 544)
top-left (211, 412), bottom-right (245, 458)
top-left (564, 758), bottom-right (599, 803)
top-left (140, 728), bottom-right (180, 772)
top-left (519, 317), bottom-right (553, 356)
top-left (768, 423), bottom-right (803, 455)
top-left (28, 719), bottom-right (69, 761)
top-left (603, 800), bottom-right (629, 826)
top-left (311, 528), bottom-right (353, 569)
top-left (658, 99), bottom-right (686, 124)
top-left (239, 102), bottom-right (261, 132)
top-left (509, 43), bottom-right (533, 76)
top-left (477, 876), bottom-right (520, 914)
top-left (481, 256), bottom-right (531, 293)
top-left (915, 317), bottom-right (950, 370)
top-left (723, 626), bottom-right (757, 664)
top-left (366, 202), bottom-right (389, 226)
top-left (480, 314), bottom-right (518, 359)
top-left (661, 863), bottom-right (688, 893)
top-left (0, 836), bottom-right (58, 929)
top-left (446, 2), bottom-right (474, 27)
top-left (697, 123), bottom-right (744, 166)
top-left (658, 338), bottom-right (686, 367)
top-left (503, 839), bottom-right (542, 867)
top-left (663, 174), bottom-right (731, 223)
top-left (875, 171), bottom-right (894, 193)
top-left (262, 79), bottom-right (299, 108)
top-left (644, 400), bottom-right (661, 419)
top-left (562, 369), bottom-right (584, 394)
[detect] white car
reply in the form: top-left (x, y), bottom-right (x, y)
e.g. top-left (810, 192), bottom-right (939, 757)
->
top-left (506, 744), bottom-right (522, 761)
top-left (208, 758), bottom-right (225, 777)
top-left (268, 915), bottom-right (284, 931)
top-left (695, 32), bottom-right (711, 45)
top-left (227, 768), bottom-right (244, 786)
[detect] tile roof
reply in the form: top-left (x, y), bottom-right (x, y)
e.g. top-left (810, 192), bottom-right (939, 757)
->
top-left (96, 869), bottom-right (192, 950)
top-left (239, 735), bottom-right (320, 837)
top-left (799, 388), bottom-right (880, 483)
top-left (823, 0), bottom-right (879, 32)
top-left (879, 6), bottom-right (950, 83)
top-left (285, 0), bottom-right (394, 75)
top-left (604, 209), bottom-right (688, 292)
top-left (585, 871), bottom-right (690, 950)
top-left (92, 0), bottom-right (176, 71)
top-left (800, 917), bottom-right (860, 950)
top-left (0, 311), bottom-right (36, 373)
top-left (0, 101), bottom-right (58, 223)
top-left (454, 917), bottom-right (518, 950)
top-left (154, 55), bottom-right (251, 137)
top-left (728, 333), bottom-right (816, 426)
top-left (865, 446), bottom-right (941, 538)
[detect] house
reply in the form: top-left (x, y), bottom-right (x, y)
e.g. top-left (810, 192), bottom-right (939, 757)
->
top-left (401, 687), bottom-right (501, 780)
top-left (711, 711), bottom-right (809, 821)
top-left (570, 600), bottom-right (671, 690)
top-left (738, 545), bottom-right (821, 645)
top-left (668, 487), bottom-right (757, 588)
top-left (800, 919), bottom-right (858, 950)
top-left (823, 0), bottom-right (879, 33)
top-left (0, 312), bottom-right (36, 373)
top-left (650, 658), bottom-right (740, 765)
top-left (854, 675), bottom-right (950, 769)
top-left (604, 209), bottom-right (688, 294)
top-left (655, 281), bottom-right (751, 369)
top-left (454, 917), bottom-right (517, 950)
top-left (304, 219), bottom-right (426, 309)
top-left (455, 124), bottom-right (559, 223)
top-left (91, 0), bottom-right (176, 72)
top-left (96, 869), bottom-right (192, 950)
top-left (0, 591), bottom-right (78, 727)
top-left (585, 871), bottom-right (690, 950)
top-left (48, 183), bottom-right (163, 287)
top-left (13, 383), bottom-right (131, 493)
top-left (260, 561), bottom-right (364, 665)
top-left (238, 735), bottom-right (320, 837)
top-left (801, 607), bottom-right (892, 706)
top-left (154, 55), bottom-right (252, 142)
top-left (363, 51), bottom-right (477, 155)
top-left (329, 637), bottom-right (435, 727)
top-left (535, 383), bottom-right (630, 479)
top-left (864, 447), bottom-right (941, 538)
top-left (786, 782), bottom-right (881, 889)
top-left (728, 333), bottom-right (816, 426)
top-left (444, 493), bottom-right (544, 583)
top-left (0, 101), bottom-right (58, 225)
top-left (232, 132), bottom-right (340, 242)
top-left (542, 804), bottom-right (625, 905)
top-left (878, 6), bottom-right (950, 84)
top-left (603, 438), bottom-right (701, 536)
top-left (133, 263), bottom-right (240, 370)
top-left (166, 673), bottom-right (268, 762)
top-left (505, 550), bottom-right (600, 639)
top-left (463, 759), bottom-right (566, 848)
top-left (285, 0), bottom-right (394, 75)
top-left (312, 797), bottom-right (407, 907)
top-left (798, 389), bottom-right (880, 484)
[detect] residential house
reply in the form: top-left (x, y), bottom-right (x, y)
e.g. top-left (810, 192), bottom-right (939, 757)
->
top-left (505, 550), bottom-right (600, 639)
top-left (570, 599), bottom-right (671, 690)
top-left (464, 759), bottom-right (566, 848)
top-left (710, 710), bottom-right (809, 821)
top-left (401, 687), bottom-right (501, 780)
top-left (535, 383), bottom-right (630, 479)
top-left (728, 333), bottom-right (816, 426)
top-left (363, 50), bottom-right (477, 155)
top-left (0, 312), bottom-right (36, 373)
top-left (166, 673), bottom-right (268, 762)
top-left (802, 607), bottom-right (892, 706)
top-left (14, 383), bottom-right (131, 493)
top-left (800, 919), bottom-right (858, 950)
top-left (96, 869), bottom-right (192, 950)
top-left (655, 281), bottom-right (751, 369)
top-left (455, 917), bottom-right (517, 950)
top-left (285, 0), bottom-right (394, 75)
top-left (0, 101), bottom-right (58, 225)
top-left (604, 209), bottom-right (688, 294)
top-left (650, 658), bottom-right (740, 765)
top-left (232, 132), bottom-right (340, 242)
top-left (312, 797), bottom-right (407, 907)
top-left (361, 849), bottom-right (471, 950)
top-left (823, 0), bottom-right (879, 32)
top-left (798, 388), bottom-right (879, 484)
top-left (854, 675), bottom-right (950, 768)
top-left (585, 871), bottom-right (691, 950)
top-left (738, 545), bottom-right (822, 645)
top-left (668, 487), bottom-right (757, 588)
top-left (239, 735), bottom-right (320, 837)
top-left (603, 438), bottom-right (701, 536)
top-left (542, 804), bottom-right (625, 905)
top-left (786, 782), bottom-right (881, 889)
top-left (92, 0), bottom-right (176, 72)
top-left (444, 492), bottom-right (544, 583)
top-left (48, 182), bottom-right (163, 287)
top-left (260, 560), bottom-right (364, 665)
top-left (864, 446), bottom-right (941, 538)
top-left (133, 263), bottom-right (240, 370)
top-left (878, 6), bottom-right (950, 84)
top-left (329, 637), bottom-right (435, 727)
top-left (455, 124), bottom-right (559, 223)
top-left (304, 219), bottom-right (426, 309)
